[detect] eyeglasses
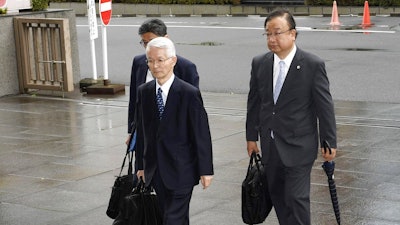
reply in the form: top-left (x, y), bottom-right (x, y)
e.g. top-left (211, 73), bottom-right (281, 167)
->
top-left (262, 29), bottom-right (292, 39)
top-left (146, 57), bottom-right (172, 65)
top-left (139, 40), bottom-right (150, 47)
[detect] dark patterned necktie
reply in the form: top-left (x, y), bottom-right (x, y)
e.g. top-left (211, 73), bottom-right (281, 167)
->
top-left (156, 87), bottom-right (164, 120)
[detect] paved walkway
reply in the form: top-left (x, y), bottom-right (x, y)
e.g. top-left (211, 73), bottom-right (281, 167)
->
top-left (0, 89), bottom-right (400, 225)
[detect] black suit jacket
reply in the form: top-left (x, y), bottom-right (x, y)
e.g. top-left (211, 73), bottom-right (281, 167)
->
top-left (135, 77), bottom-right (213, 190)
top-left (246, 48), bottom-right (337, 167)
top-left (128, 54), bottom-right (199, 132)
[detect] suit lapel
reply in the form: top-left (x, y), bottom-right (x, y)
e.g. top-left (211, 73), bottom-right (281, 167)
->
top-left (138, 59), bottom-right (149, 84)
top-left (163, 78), bottom-right (180, 120)
top-left (142, 81), bottom-right (159, 129)
top-left (276, 49), bottom-right (305, 103)
top-left (157, 77), bottom-right (181, 136)
top-left (261, 53), bottom-right (274, 103)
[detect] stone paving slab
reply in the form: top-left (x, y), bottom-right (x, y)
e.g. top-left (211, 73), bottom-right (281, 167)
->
top-left (0, 90), bottom-right (400, 225)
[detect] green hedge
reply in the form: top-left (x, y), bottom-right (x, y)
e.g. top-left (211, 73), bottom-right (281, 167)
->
top-left (49, 0), bottom-right (400, 6)
top-left (33, 0), bottom-right (49, 10)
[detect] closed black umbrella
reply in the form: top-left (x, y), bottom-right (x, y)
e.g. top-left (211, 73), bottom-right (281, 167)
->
top-left (321, 140), bottom-right (341, 225)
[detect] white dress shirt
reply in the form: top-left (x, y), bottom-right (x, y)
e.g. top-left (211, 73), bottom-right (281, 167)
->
top-left (273, 45), bottom-right (297, 92)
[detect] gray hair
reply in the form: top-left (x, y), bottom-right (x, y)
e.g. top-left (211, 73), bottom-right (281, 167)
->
top-left (146, 37), bottom-right (176, 58)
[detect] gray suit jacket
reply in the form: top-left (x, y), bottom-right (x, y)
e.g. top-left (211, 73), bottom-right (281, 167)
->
top-left (246, 48), bottom-right (337, 167)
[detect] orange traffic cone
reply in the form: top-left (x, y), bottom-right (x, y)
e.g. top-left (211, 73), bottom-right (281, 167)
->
top-left (330, 1), bottom-right (340, 26)
top-left (362, 1), bottom-right (372, 27)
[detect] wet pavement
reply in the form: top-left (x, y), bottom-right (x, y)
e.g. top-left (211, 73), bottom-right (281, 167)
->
top-left (0, 88), bottom-right (400, 225)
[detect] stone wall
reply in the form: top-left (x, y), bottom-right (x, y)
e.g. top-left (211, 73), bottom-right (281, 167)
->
top-left (0, 16), bottom-right (19, 96)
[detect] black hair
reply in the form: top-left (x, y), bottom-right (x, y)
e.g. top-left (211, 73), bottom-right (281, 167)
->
top-left (264, 9), bottom-right (297, 37)
top-left (138, 19), bottom-right (167, 36)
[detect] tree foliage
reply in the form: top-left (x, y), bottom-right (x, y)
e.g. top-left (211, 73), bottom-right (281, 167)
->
top-left (32, 0), bottom-right (49, 10)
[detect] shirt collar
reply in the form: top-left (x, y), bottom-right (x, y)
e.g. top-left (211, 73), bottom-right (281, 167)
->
top-left (274, 44), bottom-right (297, 66)
top-left (156, 74), bottom-right (175, 97)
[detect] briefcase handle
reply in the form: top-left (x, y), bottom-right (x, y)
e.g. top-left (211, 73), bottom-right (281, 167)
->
top-left (245, 152), bottom-right (262, 178)
top-left (118, 144), bottom-right (133, 177)
top-left (117, 123), bottom-right (136, 177)
top-left (250, 152), bottom-right (262, 164)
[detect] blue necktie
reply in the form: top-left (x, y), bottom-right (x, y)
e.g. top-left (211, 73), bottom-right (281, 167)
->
top-left (274, 61), bottom-right (285, 104)
top-left (156, 87), bottom-right (164, 120)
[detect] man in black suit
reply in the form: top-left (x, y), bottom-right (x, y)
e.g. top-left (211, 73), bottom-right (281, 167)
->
top-left (136, 37), bottom-right (213, 225)
top-left (127, 19), bottom-right (199, 135)
top-left (126, 19), bottom-right (199, 186)
top-left (246, 9), bottom-right (337, 225)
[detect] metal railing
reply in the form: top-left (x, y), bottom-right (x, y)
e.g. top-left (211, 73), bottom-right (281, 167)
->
top-left (14, 17), bottom-right (74, 93)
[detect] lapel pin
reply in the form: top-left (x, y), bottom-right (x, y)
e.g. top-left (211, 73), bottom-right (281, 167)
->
top-left (297, 65), bottom-right (301, 70)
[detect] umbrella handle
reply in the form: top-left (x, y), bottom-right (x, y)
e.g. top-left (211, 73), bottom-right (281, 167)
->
top-left (322, 140), bottom-right (332, 155)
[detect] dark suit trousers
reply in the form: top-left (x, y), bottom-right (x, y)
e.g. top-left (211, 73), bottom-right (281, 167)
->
top-left (265, 138), bottom-right (313, 225)
top-left (152, 169), bottom-right (194, 225)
